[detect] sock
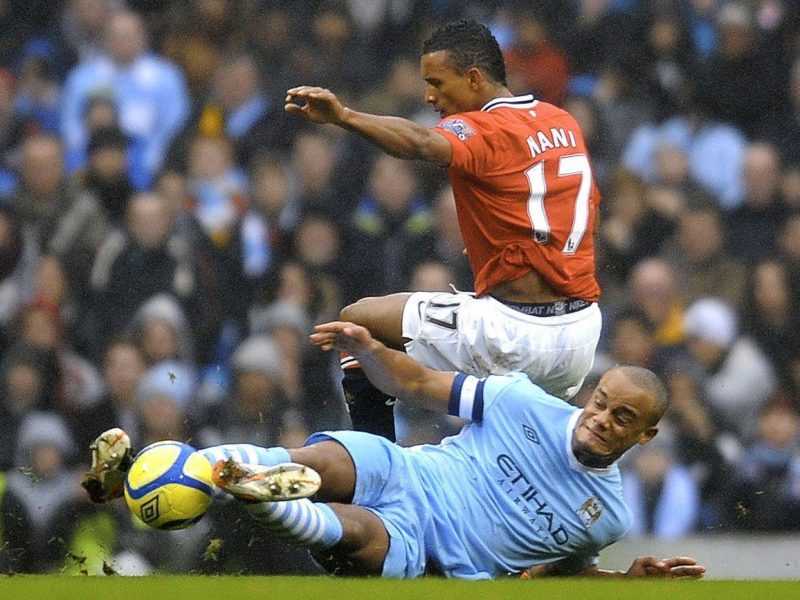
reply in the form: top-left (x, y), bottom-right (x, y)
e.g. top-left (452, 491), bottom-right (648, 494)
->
top-left (200, 444), bottom-right (290, 467)
top-left (341, 354), bottom-right (396, 442)
top-left (200, 443), bottom-right (344, 549)
top-left (246, 499), bottom-right (343, 550)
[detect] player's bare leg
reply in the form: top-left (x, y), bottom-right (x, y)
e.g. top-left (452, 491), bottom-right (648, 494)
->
top-left (339, 293), bottom-right (412, 441)
top-left (210, 440), bottom-right (389, 572)
top-left (339, 293), bottom-right (411, 350)
top-left (313, 503), bottom-right (390, 576)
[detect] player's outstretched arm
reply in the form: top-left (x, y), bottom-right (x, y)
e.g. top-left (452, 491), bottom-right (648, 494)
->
top-left (285, 86), bottom-right (452, 166)
top-left (310, 321), bottom-right (455, 412)
top-left (520, 556), bottom-right (706, 579)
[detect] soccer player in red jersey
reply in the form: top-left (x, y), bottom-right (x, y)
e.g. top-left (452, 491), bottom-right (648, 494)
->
top-left (286, 20), bottom-right (602, 440)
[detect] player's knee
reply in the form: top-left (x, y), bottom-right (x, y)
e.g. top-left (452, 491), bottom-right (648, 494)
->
top-left (340, 298), bottom-right (374, 325)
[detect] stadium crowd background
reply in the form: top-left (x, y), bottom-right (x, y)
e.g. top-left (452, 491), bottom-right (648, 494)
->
top-left (0, 0), bottom-right (799, 576)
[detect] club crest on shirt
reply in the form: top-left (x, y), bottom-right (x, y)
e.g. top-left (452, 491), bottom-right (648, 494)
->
top-left (441, 118), bottom-right (476, 141)
top-left (577, 496), bottom-right (603, 528)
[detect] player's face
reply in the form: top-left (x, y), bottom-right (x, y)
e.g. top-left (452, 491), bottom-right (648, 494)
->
top-left (572, 370), bottom-right (659, 468)
top-left (420, 50), bottom-right (478, 117)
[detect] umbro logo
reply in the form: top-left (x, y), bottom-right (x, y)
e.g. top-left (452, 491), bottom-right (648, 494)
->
top-left (522, 424), bottom-right (539, 445)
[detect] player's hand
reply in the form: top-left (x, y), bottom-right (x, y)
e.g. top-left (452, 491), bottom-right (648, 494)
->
top-left (285, 86), bottom-right (347, 124)
top-left (310, 321), bottom-right (374, 354)
top-left (626, 556), bottom-right (706, 579)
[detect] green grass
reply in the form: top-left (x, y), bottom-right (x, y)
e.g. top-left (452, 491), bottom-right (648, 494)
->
top-left (1, 576), bottom-right (799, 600)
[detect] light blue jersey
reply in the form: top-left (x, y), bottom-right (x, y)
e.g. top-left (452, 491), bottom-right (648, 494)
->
top-left (315, 372), bottom-right (632, 578)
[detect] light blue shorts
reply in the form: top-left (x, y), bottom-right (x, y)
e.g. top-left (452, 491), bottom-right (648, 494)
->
top-left (305, 430), bottom-right (429, 578)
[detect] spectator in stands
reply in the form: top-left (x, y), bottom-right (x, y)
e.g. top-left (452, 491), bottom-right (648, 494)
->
top-left (11, 134), bottom-right (111, 299)
top-left (187, 135), bottom-right (290, 340)
top-left (597, 170), bottom-right (667, 299)
top-left (361, 57), bottom-right (429, 122)
top-left (55, 0), bottom-right (115, 69)
top-left (409, 261), bottom-right (457, 294)
top-left (663, 369), bottom-right (730, 526)
top-left (0, 206), bottom-right (37, 354)
top-left (72, 337), bottom-right (147, 456)
top-left (61, 10), bottom-right (190, 189)
top-left (346, 155), bottom-right (435, 301)
top-left (741, 260), bottom-right (800, 390)
top-left (596, 310), bottom-right (667, 375)
top-left (639, 8), bottom-right (699, 117)
top-left (0, 344), bottom-right (51, 471)
top-left (563, 94), bottom-right (613, 188)
top-left (663, 204), bottom-right (747, 309)
top-left (135, 360), bottom-right (198, 447)
top-left (131, 294), bottom-right (196, 367)
top-left (88, 192), bottom-right (209, 360)
top-left (289, 131), bottom-right (351, 222)
top-left (757, 55), bottom-right (800, 167)
top-left (723, 400), bottom-right (800, 531)
top-left (15, 300), bottom-right (104, 419)
top-left (0, 464), bottom-right (33, 573)
top-left (428, 185), bottom-right (472, 293)
top-left (158, 0), bottom-right (246, 95)
top-left (199, 334), bottom-right (301, 450)
top-left (13, 41), bottom-right (61, 135)
top-left (6, 411), bottom-right (79, 571)
top-left (291, 212), bottom-right (349, 312)
top-left (170, 54), bottom-right (297, 170)
top-left (248, 154), bottom-right (298, 249)
top-left (726, 142), bottom-right (786, 264)
top-left (698, 3), bottom-right (784, 138)
top-left (621, 432), bottom-right (700, 538)
top-left (624, 258), bottom-right (685, 349)
top-left (78, 125), bottom-right (133, 225)
top-left (683, 297), bottom-right (777, 441)
top-left (621, 96), bottom-right (747, 210)
top-left (504, 9), bottom-right (570, 106)
top-left (0, 69), bottom-right (24, 195)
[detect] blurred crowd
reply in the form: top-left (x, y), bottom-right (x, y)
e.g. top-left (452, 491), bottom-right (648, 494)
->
top-left (0, 0), bottom-right (799, 575)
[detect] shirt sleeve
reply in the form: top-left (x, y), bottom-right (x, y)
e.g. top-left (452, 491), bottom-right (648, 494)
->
top-left (447, 373), bottom-right (524, 422)
top-left (435, 114), bottom-right (488, 175)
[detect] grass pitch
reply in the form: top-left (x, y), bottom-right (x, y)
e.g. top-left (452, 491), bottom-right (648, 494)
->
top-left (1, 576), bottom-right (798, 600)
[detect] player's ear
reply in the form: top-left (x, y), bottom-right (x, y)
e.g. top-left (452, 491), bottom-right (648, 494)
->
top-left (467, 67), bottom-right (483, 90)
top-left (637, 426), bottom-right (658, 446)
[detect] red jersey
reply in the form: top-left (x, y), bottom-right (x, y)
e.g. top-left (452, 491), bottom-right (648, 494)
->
top-left (435, 95), bottom-right (601, 301)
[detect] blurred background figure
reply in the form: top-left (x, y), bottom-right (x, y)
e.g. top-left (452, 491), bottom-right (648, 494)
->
top-left (5, 411), bottom-right (79, 572)
top-left (61, 10), bottom-right (189, 188)
top-left (722, 400), bottom-right (800, 531)
top-left (346, 155), bottom-right (434, 302)
top-left (621, 432), bottom-right (701, 538)
top-left (683, 297), bottom-right (777, 443)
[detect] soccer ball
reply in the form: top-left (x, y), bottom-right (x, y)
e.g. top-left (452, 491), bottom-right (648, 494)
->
top-left (124, 441), bottom-right (214, 530)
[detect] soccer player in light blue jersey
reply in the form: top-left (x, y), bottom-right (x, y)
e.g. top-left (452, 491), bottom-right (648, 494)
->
top-left (201, 321), bottom-right (705, 579)
top-left (83, 320), bottom-right (705, 579)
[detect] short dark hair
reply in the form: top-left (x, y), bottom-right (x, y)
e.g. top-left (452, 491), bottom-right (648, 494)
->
top-left (616, 365), bottom-right (669, 425)
top-left (422, 20), bottom-right (507, 86)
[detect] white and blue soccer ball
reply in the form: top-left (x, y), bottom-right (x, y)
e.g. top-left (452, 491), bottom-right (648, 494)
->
top-left (124, 441), bottom-right (214, 530)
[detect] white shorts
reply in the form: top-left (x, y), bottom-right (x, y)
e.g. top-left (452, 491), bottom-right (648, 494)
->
top-left (401, 291), bottom-right (602, 400)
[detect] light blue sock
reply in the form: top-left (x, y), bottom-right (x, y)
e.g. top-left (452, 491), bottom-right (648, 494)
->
top-left (200, 443), bottom-right (290, 467)
top-left (199, 443), bottom-right (343, 548)
top-left (246, 499), bottom-right (344, 550)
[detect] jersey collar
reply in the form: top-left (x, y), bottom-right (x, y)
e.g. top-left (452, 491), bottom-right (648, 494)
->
top-left (481, 94), bottom-right (537, 112)
top-left (565, 410), bottom-right (616, 475)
